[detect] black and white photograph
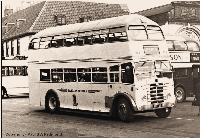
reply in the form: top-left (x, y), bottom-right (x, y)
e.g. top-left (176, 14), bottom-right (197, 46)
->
top-left (1, 0), bottom-right (200, 137)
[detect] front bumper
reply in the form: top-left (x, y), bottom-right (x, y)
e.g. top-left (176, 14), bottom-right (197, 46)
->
top-left (139, 102), bottom-right (176, 111)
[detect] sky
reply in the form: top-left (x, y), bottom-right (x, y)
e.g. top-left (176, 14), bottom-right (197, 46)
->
top-left (2, 0), bottom-right (175, 16)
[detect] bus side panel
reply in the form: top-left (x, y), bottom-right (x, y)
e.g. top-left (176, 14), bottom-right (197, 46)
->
top-left (62, 83), bottom-right (77, 109)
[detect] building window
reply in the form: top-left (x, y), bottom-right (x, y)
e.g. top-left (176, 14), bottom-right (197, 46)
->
top-left (17, 39), bottom-right (20, 55)
top-left (11, 40), bottom-right (14, 56)
top-left (55, 15), bottom-right (66, 25)
top-left (6, 42), bottom-right (9, 57)
top-left (79, 16), bottom-right (91, 23)
top-left (2, 43), bottom-right (4, 58)
top-left (2, 67), bottom-right (8, 76)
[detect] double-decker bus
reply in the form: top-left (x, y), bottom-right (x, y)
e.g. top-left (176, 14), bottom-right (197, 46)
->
top-left (28, 14), bottom-right (176, 122)
top-left (2, 59), bottom-right (28, 98)
top-left (166, 35), bottom-right (200, 102)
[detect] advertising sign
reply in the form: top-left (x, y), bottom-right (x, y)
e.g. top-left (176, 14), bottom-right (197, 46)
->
top-left (191, 53), bottom-right (200, 63)
top-left (169, 52), bottom-right (190, 62)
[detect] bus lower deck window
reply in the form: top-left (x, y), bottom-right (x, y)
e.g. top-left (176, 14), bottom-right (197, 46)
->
top-left (40, 69), bottom-right (50, 81)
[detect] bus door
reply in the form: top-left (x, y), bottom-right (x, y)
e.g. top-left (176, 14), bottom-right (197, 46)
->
top-left (119, 62), bottom-right (134, 96)
top-left (192, 65), bottom-right (200, 105)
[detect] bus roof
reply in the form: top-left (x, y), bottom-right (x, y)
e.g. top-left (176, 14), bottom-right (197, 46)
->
top-left (165, 35), bottom-right (186, 41)
top-left (31, 14), bottom-right (158, 40)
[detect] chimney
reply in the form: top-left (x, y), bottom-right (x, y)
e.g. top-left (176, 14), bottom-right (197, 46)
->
top-left (6, 23), bottom-right (15, 32)
top-left (4, 8), bottom-right (13, 16)
top-left (16, 19), bottom-right (26, 28)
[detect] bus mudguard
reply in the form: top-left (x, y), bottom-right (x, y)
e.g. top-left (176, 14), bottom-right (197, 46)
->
top-left (45, 89), bottom-right (60, 105)
top-left (106, 92), bottom-right (137, 115)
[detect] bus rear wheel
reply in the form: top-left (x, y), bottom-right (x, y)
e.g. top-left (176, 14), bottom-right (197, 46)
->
top-left (117, 97), bottom-right (134, 122)
top-left (175, 87), bottom-right (185, 103)
top-left (46, 93), bottom-right (59, 113)
top-left (155, 107), bottom-right (171, 118)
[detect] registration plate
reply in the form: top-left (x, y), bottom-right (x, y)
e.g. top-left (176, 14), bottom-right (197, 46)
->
top-left (144, 46), bottom-right (159, 55)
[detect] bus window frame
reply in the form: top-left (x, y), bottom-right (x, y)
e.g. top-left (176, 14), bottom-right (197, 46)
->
top-left (128, 25), bottom-right (164, 41)
top-left (174, 68), bottom-right (189, 78)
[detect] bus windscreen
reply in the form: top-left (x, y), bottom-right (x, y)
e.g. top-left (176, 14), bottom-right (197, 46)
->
top-left (128, 25), bottom-right (164, 40)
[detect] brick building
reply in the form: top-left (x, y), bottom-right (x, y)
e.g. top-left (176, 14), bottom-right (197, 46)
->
top-left (135, 1), bottom-right (200, 42)
top-left (2, 1), bottom-right (129, 60)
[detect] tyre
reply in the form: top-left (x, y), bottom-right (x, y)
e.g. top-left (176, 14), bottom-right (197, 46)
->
top-left (155, 107), bottom-right (171, 118)
top-left (2, 86), bottom-right (8, 98)
top-left (2, 88), bottom-right (4, 98)
top-left (175, 87), bottom-right (185, 103)
top-left (46, 93), bottom-right (60, 113)
top-left (117, 97), bottom-right (134, 122)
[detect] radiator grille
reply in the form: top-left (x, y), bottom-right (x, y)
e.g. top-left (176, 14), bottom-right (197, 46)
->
top-left (149, 83), bottom-right (164, 104)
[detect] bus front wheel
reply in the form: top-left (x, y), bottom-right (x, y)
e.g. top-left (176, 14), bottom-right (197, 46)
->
top-left (175, 87), bottom-right (185, 103)
top-left (2, 86), bottom-right (8, 98)
top-left (117, 97), bottom-right (134, 122)
top-left (46, 93), bottom-right (59, 113)
top-left (155, 107), bottom-right (171, 118)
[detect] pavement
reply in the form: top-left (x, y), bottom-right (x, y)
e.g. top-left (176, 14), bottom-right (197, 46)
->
top-left (2, 87), bottom-right (29, 98)
top-left (3, 93), bottom-right (29, 98)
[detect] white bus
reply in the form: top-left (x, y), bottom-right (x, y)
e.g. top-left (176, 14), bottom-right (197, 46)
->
top-left (28, 14), bottom-right (176, 122)
top-left (2, 59), bottom-right (28, 98)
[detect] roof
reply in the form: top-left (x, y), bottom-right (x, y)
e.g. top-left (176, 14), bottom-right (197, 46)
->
top-left (165, 35), bottom-right (186, 41)
top-left (2, 1), bottom-right (129, 41)
top-left (31, 1), bottom-right (129, 32)
top-left (2, 1), bottom-right (46, 40)
top-left (31, 14), bottom-right (158, 40)
top-left (134, 3), bottom-right (172, 17)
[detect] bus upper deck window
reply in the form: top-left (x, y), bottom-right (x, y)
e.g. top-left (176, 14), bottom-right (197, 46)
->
top-left (93, 34), bottom-right (105, 43)
top-left (146, 26), bottom-right (163, 40)
top-left (174, 41), bottom-right (187, 51)
top-left (166, 41), bottom-right (174, 51)
top-left (114, 32), bottom-right (128, 41)
top-left (65, 38), bottom-right (75, 46)
top-left (187, 42), bottom-right (199, 51)
top-left (128, 25), bottom-right (147, 40)
top-left (84, 36), bottom-right (92, 44)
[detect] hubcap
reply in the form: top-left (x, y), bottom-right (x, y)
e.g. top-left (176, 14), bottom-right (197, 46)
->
top-left (176, 90), bottom-right (183, 101)
top-left (119, 102), bottom-right (127, 115)
top-left (49, 97), bottom-right (56, 110)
